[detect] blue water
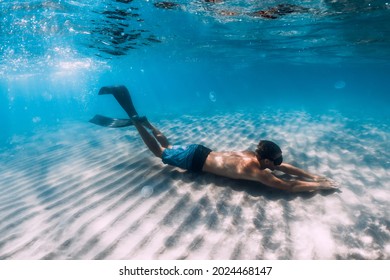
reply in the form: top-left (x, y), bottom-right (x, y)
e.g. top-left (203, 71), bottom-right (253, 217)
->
top-left (0, 1), bottom-right (389, 260)
top-left (1, 0), bottom-right (389, 144)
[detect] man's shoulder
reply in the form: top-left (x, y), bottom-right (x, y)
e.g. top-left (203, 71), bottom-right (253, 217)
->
top-left (241, 161), bottom-right (273, 182)
top-left (241, 150), bottom-right (255, 156)
top-left (245, 159), bottom-right (263, 173)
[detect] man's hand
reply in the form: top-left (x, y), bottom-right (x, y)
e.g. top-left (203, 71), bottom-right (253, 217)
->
top-left (312, 175), bottom-right (329, 182)
top-left (317, 179), bottom-right (340, 190)
top-left (289, 178), bottom-right (340, 192)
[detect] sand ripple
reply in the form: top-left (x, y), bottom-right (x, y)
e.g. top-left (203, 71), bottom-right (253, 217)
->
top-left (0, 111), bottom-right (389, 259)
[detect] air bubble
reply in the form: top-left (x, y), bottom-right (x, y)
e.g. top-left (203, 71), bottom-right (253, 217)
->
top-left (141, 185), bottom-right (154, 198)
top-left (209, 91), bottom-right (217, 102)
top-left (32, 116), bottom-right (41, 123)
top-left (334, 80), bottom-right (346, 89)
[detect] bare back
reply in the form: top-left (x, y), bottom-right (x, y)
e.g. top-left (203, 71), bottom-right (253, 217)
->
top-left (202, 151), bottom-right (266, 181)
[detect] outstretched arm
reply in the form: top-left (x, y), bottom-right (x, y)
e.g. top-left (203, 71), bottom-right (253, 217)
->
top-left (257, 170), bottom-right (338, 193)
top-left (275, 163), bottom-right (327, 181)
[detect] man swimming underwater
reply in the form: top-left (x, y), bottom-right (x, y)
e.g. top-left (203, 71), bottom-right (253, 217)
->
top-left (91, 86), bottom-right (339, 193)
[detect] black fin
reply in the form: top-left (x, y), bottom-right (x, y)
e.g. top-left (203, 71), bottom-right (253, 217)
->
top-left (98, 85), bottom-right (139, 118)
top-left (89, 114), bottom-right (133, 128)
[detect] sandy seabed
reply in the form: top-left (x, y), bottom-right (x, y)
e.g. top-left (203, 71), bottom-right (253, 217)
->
top-left (0, 110), bottom-right (389, 260)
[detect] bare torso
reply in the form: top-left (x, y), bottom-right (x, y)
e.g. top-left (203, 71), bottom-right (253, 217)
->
top-left (202, 151), bottom-right (265, 181)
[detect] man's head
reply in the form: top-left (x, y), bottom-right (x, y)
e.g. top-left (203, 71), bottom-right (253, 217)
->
top-left (255, 140), bottom-right (283, 170)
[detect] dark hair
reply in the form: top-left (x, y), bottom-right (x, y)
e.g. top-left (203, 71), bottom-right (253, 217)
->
top-left (255, 140), bottom-right (283, 165)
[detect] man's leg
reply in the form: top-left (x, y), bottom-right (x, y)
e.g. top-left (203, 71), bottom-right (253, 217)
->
top-left (99, 85), bottom-right (169, 155)
top-left (132, 117), bottom-right (164, 158)
top-left (142, 119), bottom-right (170, 148)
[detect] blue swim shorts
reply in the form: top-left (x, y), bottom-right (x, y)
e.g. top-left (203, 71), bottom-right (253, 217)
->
top-left (161, 144), bottom-right (212, 172)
